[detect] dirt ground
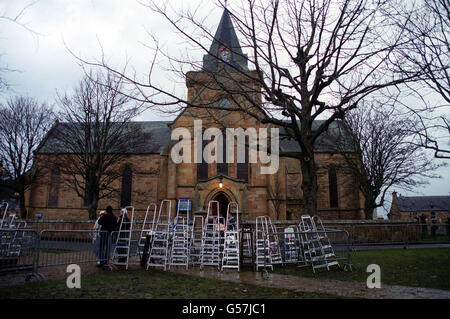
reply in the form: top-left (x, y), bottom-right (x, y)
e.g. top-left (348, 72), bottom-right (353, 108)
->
top-left (0, 262), bottom-right (103, 287)
top-left (171, 266), bottom-right (450, 299)
top-left (1, 262), bottom-right (449, 299)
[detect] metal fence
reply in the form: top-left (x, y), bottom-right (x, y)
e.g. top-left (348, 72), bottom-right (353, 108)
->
top-left (38, 230), bottom-right (111, 268)
top-left (1, 221), bottom-right (447, 280)
top-left (324, 223), bottom-right (450, 247)
top-left (0, 228), bottom-right (40, 280)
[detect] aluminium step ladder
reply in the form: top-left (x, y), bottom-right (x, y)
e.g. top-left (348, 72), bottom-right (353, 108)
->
top-left (200, 201), bottom-right (223, 270)
top-left (135, 203), bottom-right (157, 263)
top-left (266, 217), bottom-right (283, 265)
top-left (0, 202), bottom-right (9, 229)
top-left (0, 212), bottom-right (29, 258)
top-left (1, 209), bottom-right (20, 230)
top-left (189, 215), bottom-right (204, 266)
top-left (313, 215), bottom-right (340, 269)
top-left (255, 216), bottom-right (273, 271)
top-left (221, 202), bottom-right (240, 271)
top-left (111, 206), bottom-right (136, 270)
top-left (241, 226), bottom-right (254, 265)
top-left (299, 215), bottom-right (339, 273)
top-left (283, 226), bottom-right (299, 263)
top-left (169, 199), bottom-right (192, 269)
top-left (147, 199), bottom-right (173, 271)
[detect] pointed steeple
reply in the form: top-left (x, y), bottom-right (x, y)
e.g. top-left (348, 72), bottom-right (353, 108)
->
top-left (203, 8), bottom-right (248, 72)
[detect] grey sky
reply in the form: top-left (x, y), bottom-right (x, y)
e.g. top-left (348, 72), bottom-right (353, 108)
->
top-left (0, 0), bottom-right (448, 215)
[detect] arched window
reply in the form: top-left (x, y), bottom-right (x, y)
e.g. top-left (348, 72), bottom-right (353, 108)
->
top-left (237, 137), bottom-right (249, 182)
top-left (120, 165), bottom-right (132, 207)
top-left (217, 130), bottom-right (228, 176)
top-left (48, 167), bottom-right (60, 207)
top-left (328, 167), bottom-right (339, 208)
top-left (197, 139), bottom-right (208, 181)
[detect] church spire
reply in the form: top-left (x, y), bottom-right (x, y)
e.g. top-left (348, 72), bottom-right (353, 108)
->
top-left (203, 8), bottom-right (248, 72)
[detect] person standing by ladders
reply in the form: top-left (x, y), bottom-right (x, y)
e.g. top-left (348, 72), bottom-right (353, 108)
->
top-left (97, 206), bottom-right (117, 268)
top-left (93, 210), bottom-right (106, 264)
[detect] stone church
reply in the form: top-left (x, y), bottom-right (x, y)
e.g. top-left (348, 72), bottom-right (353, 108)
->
top-left (25, 9), bottom-right (365, 221)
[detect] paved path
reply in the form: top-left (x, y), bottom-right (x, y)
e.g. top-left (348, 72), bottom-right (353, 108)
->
top-left (170, 267), bottom-right (450, 299)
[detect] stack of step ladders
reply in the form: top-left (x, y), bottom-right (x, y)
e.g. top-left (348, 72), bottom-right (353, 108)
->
top-left (169, 198), bottom-right (192, 269)
top-left (241, 227), bottom-right (253, 265)
top-left (255, 216), bottom-right (273, 271)
top-left (147, 200), bottom-right (172, 271)
top-left (221, 202), bottom-right (240, 271)
top-left (0, 213), bottom-right (29, 257)
top-left (283, 226), bottom-right (299, 263)
top-left (189, 215), bottom-right (204, 266)
top-left (0, 202), bottom-right (9, 229)
top-left (266, 217), bottom-right (283, 265)
top-left (299, 215), bottom-right (339, 273)
top-left (200, 200), bottom-right (223, 270)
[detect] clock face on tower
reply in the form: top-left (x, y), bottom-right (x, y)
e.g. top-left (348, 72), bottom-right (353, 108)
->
top-left (219, 46), bottom-right (231, 62)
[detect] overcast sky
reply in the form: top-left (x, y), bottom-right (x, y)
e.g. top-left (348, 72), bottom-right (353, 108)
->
top-left (0, 0), bottom-right (448, 213)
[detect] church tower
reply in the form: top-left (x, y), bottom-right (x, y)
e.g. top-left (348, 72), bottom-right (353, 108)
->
top-left (168, 8), bottom-right (268, 219)
top-left (202, 8), bottom-right (249, 72)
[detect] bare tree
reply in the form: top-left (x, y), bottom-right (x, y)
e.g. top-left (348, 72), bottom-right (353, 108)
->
top-left (339, 103), bottom-right (443, 219)
top-left (414, 114), bottom-right (450, 159)
top-left (0, 96), bottom-right (54, 218)
top-left (399, 0), bottom-right (449, 102)
top-left (50, 70), bottom-right (147, 220)
top-left (0, 1), bottom-right (40, 91)
top-left (79, 0), bottom-right (425, 215)
top-left (268, 172), bottom-right (283, 220)
top-left (395, 0), bottom-right (450, 158)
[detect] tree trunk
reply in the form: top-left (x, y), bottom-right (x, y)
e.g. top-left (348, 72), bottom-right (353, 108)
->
top-left (87, 191), bottom-right (99, 220)
top-left (299, 152), bottom-right (318, 216)
top-left (364, 197), bottom-right (375, 220)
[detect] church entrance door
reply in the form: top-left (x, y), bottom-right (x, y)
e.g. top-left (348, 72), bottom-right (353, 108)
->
top-left (212, 192), bottom-right (229, 218)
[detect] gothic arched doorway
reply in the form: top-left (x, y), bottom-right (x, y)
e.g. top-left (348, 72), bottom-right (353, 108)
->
top-left (212, 192), bottom-right (230, 218)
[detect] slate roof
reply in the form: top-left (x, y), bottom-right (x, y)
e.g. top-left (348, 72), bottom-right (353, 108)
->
top-left (36, 120), bottom-right (354, 155)
top-left (203, 9), bottom-right (249, 72)
top-left (37, 121), bottom-right (172, 155)
top-left (279, 120), bottom-right (355, 153)
top-left (397, 196), bottom-right (450, 212)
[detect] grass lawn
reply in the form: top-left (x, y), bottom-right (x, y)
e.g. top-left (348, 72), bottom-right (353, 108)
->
top-left (272, 247), bottom-right (450, 290)
top-left (423, 235), bottom-right (450, 242)
top-left (0, 268), bottom-right (338, 299)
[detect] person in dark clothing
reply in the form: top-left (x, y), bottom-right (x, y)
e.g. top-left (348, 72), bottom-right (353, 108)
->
top-left (97, 206), bottom-right (117, 267)
top-left (98, 206), bottom-right (118, 232)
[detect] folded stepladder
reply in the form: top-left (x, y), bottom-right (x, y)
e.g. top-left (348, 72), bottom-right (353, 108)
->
top-left (221, 202), bottom-right (240, 271)
top-left (147, 200), bottom-right (173, 271)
